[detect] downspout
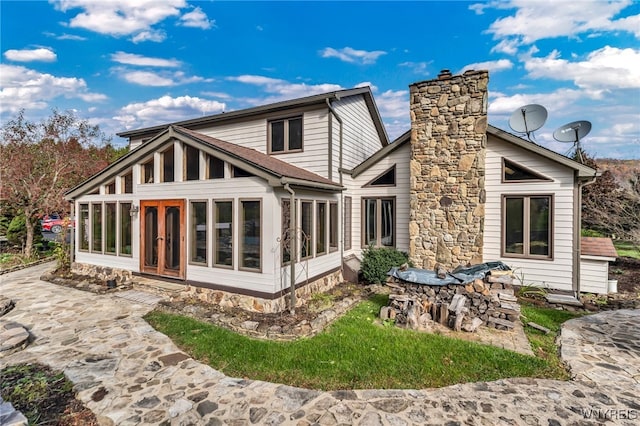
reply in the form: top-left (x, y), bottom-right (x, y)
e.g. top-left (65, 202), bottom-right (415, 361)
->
top-left (574, 173), bottom-right (598, 298)
top-left (326, 98), bottom-right (344, 263)
top-left (284, 183), bottom-right (296, 314)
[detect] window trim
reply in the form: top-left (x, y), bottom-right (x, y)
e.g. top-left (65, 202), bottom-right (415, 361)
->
top-left (501, 194), bottom-right (554, 260)
top-left (501, 158), bottom-right (553, 183)
top-left (268, 116), bottom-right (304, 154)
top-left (189, 200), bottom-right (208, 266)
top-left (239, 198), bottom-right (262, 272)
top-left (362, 165), bottom-right (396, 188)
top-left (213, 199), bottom-right (234, 269)
top-left (361, 197), bottom-right (396, 248)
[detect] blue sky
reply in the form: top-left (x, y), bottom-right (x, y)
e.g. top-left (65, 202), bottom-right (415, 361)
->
top-left (1, 0), bottom-right (639, 159)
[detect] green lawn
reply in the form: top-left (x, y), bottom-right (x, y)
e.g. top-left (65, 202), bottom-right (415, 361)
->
top-left (145, 294), bottom-right (577, 390)
top-left (613, 240), bottom-right (640, 259)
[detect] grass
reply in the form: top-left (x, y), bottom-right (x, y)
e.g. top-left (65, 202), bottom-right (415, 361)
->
top-left (613, 240), bottom-right (640, 259)
top-left (145, 294), bottom-right (575, 390)
top-left (520, 304), bottom-right (584, 380)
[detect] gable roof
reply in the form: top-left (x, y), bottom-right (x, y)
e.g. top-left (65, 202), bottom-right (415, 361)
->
top-left (581, 237), bottom-right (618, 258)
top-left (65, 126), bottom-right (342, 200)
top-left (117, 86), bottom-right (389, 147)
top-left (350, 130), bottom-right (410, 177)
top-left (488, 125), bottom-right (597, 179)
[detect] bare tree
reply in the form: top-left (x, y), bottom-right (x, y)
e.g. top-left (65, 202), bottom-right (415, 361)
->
top-left (1, 110), bottom-right (113, 256)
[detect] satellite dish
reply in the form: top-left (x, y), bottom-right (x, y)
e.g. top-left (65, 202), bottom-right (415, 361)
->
top-left (509, 104), bottom-right (548, 141)
top-left (553, 120), bottom-right (592, 163)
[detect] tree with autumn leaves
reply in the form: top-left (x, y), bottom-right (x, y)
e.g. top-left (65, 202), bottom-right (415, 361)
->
top-left (1, 109), bottom-right (125, 257)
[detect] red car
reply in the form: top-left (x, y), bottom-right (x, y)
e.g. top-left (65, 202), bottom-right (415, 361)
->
top-left (41, 215), bottom-right (74, 233)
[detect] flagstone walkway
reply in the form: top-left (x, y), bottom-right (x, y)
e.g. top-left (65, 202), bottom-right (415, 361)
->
top-left (1, 263), bottom-right (638, 425)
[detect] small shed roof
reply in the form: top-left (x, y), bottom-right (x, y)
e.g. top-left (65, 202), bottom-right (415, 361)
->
top-left (581, 237), bottom-right (618, 258)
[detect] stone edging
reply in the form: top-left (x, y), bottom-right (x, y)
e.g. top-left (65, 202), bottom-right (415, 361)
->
top-left (0, 257), bottom-right (55, 276)
top-left (156, 295), bottom-right (365, 341)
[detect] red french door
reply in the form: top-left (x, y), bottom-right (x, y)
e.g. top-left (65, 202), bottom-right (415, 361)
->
top-left (140, 200), bottom-right (185, 279)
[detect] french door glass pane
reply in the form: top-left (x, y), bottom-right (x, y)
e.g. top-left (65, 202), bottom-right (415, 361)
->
top-left (215, 201), bottom-right (233, 266)
top-left (144, 206), bottom-right (158, 267)
top-left (165, 206), bottom-right (181, 270)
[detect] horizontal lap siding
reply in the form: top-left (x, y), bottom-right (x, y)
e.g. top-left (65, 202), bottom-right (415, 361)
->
top-left (346, 143), bottom-right (411, 258)
top-left (484, 136), bottom-right (577, 291)
top-left (335, 96), bottom-right (384, 171)
top-left (579, 258), bottom-right (609, 294)
top-left (201, 119), bottom-right (266, 152)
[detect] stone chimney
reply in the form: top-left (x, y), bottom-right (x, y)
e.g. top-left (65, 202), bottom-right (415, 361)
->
top-left (409, 69), bottom-right (488, 270)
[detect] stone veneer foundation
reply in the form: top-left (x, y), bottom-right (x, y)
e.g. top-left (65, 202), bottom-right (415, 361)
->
top-left (409, 69), bottom-right (488, 270)
top-left (177, 270), bottom-right (343, 313)
top-left (72, 262), bottom-right (343, 314)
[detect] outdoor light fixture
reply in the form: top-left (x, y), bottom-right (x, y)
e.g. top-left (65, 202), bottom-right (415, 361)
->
top-left (129, 205), bottom-right (139, 217)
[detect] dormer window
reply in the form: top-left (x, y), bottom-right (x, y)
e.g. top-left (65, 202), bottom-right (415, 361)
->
top-left (269, 117), bottom-right (302, 153)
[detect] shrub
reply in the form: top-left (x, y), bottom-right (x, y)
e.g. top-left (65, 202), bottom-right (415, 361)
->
top-left (6, 214), bottom-right (43, 253)
top-left (361, 245), bottom-right (411, 284)
top-left (581, 229), bottom-right (604, 237)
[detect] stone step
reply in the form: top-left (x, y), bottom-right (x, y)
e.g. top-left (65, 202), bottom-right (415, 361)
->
top-left (546, 294), bottom-right (583, 307)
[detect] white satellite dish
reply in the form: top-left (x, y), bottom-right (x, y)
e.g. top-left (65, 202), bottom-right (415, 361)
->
top-left (509, 104), bottom-right (548, 141)
top-left (553, 120), bottom-right (592, 163)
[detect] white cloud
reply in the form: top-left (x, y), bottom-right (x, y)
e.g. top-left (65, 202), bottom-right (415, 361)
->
top-left (485, 0), bottom-right (639, 52)
top-left (179, 6), bottom-right (214, 29)
top-left (376, 89), bottom-right (409, 120)
top-left (111, 51), bottom-right (180, 67)
top-left (488, 88), bottom-right (584, 116)
top-left (43, 31), bottom-right (87, 41)
top-left (0, 64), bottom-right (107, 115)
top-left (399, 61), bottom-right (430, 74)
top-left (524, 46), bottom-right (640, 91)
top-left (114, 95), bottom-right (226, 129)
top-left (320, 47), bottom-right (387, 65)
top-left (460, 59), bottom-right (513, 74)
top-left (4, 48), bottom-right (57, 62)
top-left (228, 75), bottom-right (343, 104)
top-left (115, 68), bottom-right (213, 87)
top-left (131, 30), bottom-right (167, 44)
top-left (53, 0), bottom-right (184, 36)
top-left (490, 39), bottom-right (519, 55)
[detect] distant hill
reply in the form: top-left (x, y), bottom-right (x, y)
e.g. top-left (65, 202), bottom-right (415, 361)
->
top-left (595, 159), bottom-right (640, 190)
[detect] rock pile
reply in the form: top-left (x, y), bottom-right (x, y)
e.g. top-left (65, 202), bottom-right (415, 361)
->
top-left (380, 268), bottom-right (521, 332)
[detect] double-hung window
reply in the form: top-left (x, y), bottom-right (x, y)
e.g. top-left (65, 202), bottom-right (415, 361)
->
top-left (363, 198), bottom-right (395, 247)
top-left (269, 117), bottom-right (302, 153)
top-left (503, 195), bottom-right (552, 259)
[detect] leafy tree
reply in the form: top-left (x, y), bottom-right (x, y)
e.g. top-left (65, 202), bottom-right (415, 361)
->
top-left (1, 109), bottom-right (112, 256)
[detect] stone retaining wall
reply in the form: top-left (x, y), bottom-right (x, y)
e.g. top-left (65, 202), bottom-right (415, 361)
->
top-left (71, 262), bottom-right (133, 284)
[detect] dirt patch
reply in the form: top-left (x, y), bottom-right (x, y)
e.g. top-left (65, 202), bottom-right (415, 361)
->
top-left (0, 363), bottom-right (98, 426)
top-left (610, 256), bottom-right (640, 293)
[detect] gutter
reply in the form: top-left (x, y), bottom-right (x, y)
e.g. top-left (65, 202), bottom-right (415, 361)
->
top-left (284, 183), bottom-right (297, 314)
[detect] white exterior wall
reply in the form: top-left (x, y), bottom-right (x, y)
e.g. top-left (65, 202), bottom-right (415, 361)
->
top-left (484, 136), bottom-right (577, 291)
top-left (580, 256), bottom-right (613, 294)
top-left (334, 95), bottom-right (385, 173)
top-left (344, 142), bottom-right (411, 259)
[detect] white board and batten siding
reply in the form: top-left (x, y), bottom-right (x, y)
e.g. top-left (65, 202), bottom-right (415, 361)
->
top-left (483, 136), bottom-right (577, 291)
top-left (345, 142), bottom-right (411, 259)
top-left (580, 256), bottom-right (615, 294)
